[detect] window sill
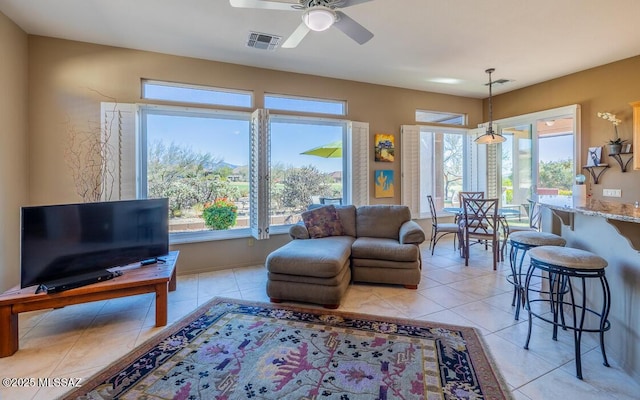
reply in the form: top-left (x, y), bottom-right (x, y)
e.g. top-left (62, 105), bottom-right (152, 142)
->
top-left (169, 225), bottom-right (290, 245)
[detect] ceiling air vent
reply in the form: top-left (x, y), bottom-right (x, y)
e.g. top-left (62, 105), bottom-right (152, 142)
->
top-left (247, 32), bottom-right (281, 50)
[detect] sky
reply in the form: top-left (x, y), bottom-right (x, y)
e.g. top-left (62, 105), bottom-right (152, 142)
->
top-left (144, 82), bottom-right (345, 173)
top-left (538, 134), bottom-right (574, 163)
top-left (146, 114), bottom-right (343, 173)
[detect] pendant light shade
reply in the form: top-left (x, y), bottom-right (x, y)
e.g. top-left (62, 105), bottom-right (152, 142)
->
top-left (475, 68), bottom-right (506, 144)
top-left (303, 7), bottom-right (336, 32)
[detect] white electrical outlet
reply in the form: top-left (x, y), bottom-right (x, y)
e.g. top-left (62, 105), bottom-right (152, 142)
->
top-left (603, 189), bottom-right (622, 197)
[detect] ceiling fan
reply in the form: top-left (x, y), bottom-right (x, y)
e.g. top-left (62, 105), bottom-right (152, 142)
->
top-left (229, 0), bottom-right (374, 48)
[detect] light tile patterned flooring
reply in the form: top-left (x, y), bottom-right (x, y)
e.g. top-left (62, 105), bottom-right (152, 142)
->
top-left (1, 236), bottom-right (639, 399)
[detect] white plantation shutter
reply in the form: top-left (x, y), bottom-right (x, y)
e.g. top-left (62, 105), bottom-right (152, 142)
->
top-left (101, 102), bottom-right (137, 201)
top-left (347, 121), bottom-right (369, 206)
top-left (486, 141), bottom-right (498, 199)
top-left (401, 125), bottom-right (421, 218)
top-left (466, 127), bottom-right (487, 193)
top-left (250, 109), bottom-right (270, 240)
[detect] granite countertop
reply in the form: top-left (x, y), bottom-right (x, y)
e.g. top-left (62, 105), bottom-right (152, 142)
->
top-left (535, 195), bottom-right (640, 224)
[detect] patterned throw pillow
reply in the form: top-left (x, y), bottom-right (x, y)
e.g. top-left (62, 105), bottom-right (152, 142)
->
top-left (301, 205), bottom-right (345, 239)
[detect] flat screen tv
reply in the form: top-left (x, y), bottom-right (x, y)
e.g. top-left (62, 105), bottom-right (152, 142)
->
top-left (20, 198), bottom-right (169, 288)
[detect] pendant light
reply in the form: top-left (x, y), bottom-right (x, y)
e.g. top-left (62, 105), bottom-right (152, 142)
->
top-left (475, 68), bottom-right (506, 144)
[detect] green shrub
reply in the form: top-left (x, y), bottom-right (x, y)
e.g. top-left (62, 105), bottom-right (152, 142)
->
top-left (202, 198), bottom-right (238, 230)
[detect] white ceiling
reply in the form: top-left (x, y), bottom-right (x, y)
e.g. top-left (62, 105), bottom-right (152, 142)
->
top-left (1, 0), bottom-right (640, 98)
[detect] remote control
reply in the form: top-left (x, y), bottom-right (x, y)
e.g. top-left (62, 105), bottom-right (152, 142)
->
top-left (140, 258), bottom-right (157, 266)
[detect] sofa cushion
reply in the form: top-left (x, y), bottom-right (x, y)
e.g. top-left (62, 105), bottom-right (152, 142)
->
top-left (356, 205), bottom-right (411, 239)
top-left (301, 205), bottom-right (344, 238)
top-left (289, 223), bottom-right (310, 240)
top-left (335, 205), bottom-right (357, 237)
top-left (399, 220), bottom-right (426, 244)
top-left (351, 237), bottom-right (419, 262)
top-left (266, 236), bottom-right (354, 278)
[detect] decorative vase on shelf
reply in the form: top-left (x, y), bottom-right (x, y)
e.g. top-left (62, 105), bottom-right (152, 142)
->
top-left (607, 143), bottom-right (622, 155)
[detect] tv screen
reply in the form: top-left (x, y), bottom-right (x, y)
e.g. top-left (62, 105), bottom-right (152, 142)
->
top-left (20, 198), bottom-right (169, 288)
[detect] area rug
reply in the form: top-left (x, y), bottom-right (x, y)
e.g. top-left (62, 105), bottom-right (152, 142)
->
top-left (64, 297), bottom-right (512, 400)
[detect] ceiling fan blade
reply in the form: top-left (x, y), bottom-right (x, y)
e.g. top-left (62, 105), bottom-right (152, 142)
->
top-left (229, 0), bottom-right (297, 11)
top-left (281, 23), bottom-right (311, 48)
top-left (333, 11), bottom-right (374, 45)
top-left (337, 0), bottom-right (374, 8)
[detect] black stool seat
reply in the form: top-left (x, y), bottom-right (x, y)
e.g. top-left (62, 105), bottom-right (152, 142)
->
top-left (508, 231), bottom-right (566, 320)
top-left (524, 246), bottom-right (611, 380)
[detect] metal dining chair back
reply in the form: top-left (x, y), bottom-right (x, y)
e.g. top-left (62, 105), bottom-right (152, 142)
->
top-left (427, 195), bottom-right (458, 255)
top-left (458, 191), bottom-right (484, 206)
top-left (461, 197), bottom-right (500, 270)
top-left (499, 199), bottom-right (543, 261)
top-left (528, 200), bottom-right (542, 230)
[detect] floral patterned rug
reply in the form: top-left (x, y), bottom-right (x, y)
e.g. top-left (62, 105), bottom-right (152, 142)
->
top-left (64, 298), bottom-right (512, 400)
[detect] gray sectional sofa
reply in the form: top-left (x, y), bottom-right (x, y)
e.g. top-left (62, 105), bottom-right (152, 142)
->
top-left (266, 204), bottom-right (425, 308)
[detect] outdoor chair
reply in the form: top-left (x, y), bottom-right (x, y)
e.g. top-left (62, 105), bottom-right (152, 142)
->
top-left (427, 195), bottom-right (458, 255)
top-left (320, 197), bottom-right (343, 205)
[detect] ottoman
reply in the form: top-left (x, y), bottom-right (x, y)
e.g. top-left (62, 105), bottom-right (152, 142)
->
top-left (266, 236), bottom-right (354, 309)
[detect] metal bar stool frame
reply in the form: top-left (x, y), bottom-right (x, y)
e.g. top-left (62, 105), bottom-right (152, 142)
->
top-left (524, 257), bottom-right (611, 379)
top-left (508, 240), bottom-right (551, 320)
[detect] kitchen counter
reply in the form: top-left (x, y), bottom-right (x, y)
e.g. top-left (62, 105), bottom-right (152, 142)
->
top-left (536, 195), bottom-right (640, 223)
top-left (536, 196), bottom-right (640, 250)
top-left (535, 195), bottom-right (640, 381)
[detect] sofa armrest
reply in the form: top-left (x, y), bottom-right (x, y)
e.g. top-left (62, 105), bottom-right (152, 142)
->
top-left (289, 223), bottom-right (310, 240)
top-left (399, 220), bottom-right (426, 244)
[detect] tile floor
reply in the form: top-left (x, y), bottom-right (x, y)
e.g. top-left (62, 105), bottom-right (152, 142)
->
top-left (1, 237), bottom-right (639, 399)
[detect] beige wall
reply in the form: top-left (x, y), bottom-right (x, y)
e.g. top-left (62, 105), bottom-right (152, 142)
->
top-left (6, 32), bottom-right (640, 287)
top-left (20, 35), bottom-right (481, 282)
top-left (0, 13), bottom-right (29, 292)
top-left (490, 56), bottom-right (640, 203)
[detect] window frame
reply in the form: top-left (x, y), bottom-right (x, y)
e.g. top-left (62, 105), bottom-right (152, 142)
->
top-left (416, 109), bottom-right (467, 126)
top-left (419, 125), bottom-right (472, 218)
top-left (136, 104), bottom-right (364, 244)
top-left (490, 104), bottom-right (581, 198)
top-left (138, 104), bottom-right (253, 244)
top-left (268, 113), bottom-right (349, 230)
top-left (141, 79), bottom-right (254, 109)
top-left (264, 93), bottom-right (347, 116)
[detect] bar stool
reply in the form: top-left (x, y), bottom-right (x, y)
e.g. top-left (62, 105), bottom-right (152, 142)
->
top-left (508, 231), bottom-right (566, 320)
top-left (524, 246), bottom-right (611, 379)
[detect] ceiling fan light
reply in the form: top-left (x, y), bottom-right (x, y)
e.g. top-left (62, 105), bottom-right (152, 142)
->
top-left (303, 8), bottom-right (336, 32)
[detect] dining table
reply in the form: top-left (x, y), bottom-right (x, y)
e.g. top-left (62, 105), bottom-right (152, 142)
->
top-left (442, 206), bottom-right (513, 259)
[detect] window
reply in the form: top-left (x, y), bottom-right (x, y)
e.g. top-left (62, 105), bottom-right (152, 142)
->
top-left (416, 110), bottom-right (466, 125)
top-left (265, 94), bottom-right (346, 115)
top-left (139, 106), bottom-right (251, 239)
top-left (269, 116), bottom-right (347, 226)
top-left (116, 86), bottom-right (368, 243)
top-left (402, 105), bottom-right (579, 219)
top-left (499, 125), bottom-right (532, 209)
top-left (402, 126), bottom-right (471, 217)
top-left (493, 105), bottom-right (579, 200)
top-left (142, 80), bottom-right (252, 108)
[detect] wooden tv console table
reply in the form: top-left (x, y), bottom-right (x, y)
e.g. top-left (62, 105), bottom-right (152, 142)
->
top-left (0, 250), bottom-right (179, 358)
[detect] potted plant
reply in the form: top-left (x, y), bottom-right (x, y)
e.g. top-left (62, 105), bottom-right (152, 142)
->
top-left (597, 112), bottom-right (626, 154)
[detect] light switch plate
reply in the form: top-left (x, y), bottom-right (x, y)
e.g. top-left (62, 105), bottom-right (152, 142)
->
top-left (603, 189), bottom-right (622, 197)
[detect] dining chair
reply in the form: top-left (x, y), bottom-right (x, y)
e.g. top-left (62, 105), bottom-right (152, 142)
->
top-left (458, 191), bottom-right (484, 206)
top-left (500, 200), bottom-right (542, 259)
top-left (460, 197), bottom-right (500, 270)
top-left (426, 195), bottom-right (459, 255)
